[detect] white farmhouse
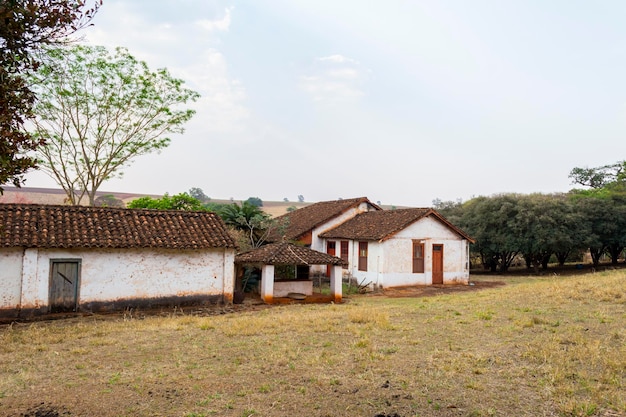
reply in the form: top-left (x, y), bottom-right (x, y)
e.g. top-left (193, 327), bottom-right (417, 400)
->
top-left (271, 197), bottom-right (381, 276)
top-left (0, 204), bottom-right (237, 319)
top-left (319, 208), bottom-right (474, 288)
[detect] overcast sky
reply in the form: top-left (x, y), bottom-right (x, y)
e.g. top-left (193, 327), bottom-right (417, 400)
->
top-left (24, 0), bottom-right (626, 207)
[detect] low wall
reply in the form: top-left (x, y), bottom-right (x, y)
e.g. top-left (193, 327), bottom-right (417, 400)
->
top-left (274, 279), bottom-right (313, 297)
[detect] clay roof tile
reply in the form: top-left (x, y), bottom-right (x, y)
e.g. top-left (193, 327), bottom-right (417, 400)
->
top-left (0, 204), bottom-right (237, 249)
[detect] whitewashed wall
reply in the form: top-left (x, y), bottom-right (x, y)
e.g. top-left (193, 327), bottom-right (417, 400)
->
top-left (0, 247), bottom-right (235, 314)
top-left (309, 202), bottom-right (375, 275)
top-left (0, 248), bottom-right (24, 310)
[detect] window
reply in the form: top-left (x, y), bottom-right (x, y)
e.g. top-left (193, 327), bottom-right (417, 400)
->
top-left (412, 241), bottom-right (424, 273)
top-left (340, 241), bottom-right (349, 269)
top-left (358, 241), bottom-right (368, 271)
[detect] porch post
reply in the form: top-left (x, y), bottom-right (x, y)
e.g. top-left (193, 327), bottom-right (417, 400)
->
top-left (330, 264), bottom-right (342, 303)
top-left (260, 264), bottom-right (275, 304)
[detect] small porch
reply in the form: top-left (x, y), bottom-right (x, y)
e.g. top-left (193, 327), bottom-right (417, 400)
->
top-left (235, 242), bottom-right (346, 304)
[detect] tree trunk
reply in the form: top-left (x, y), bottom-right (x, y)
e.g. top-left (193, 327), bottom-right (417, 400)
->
top-left (589, 247), bottom-right (604, 267)
top-left (541, 252), bottom-right (552, 270)
top-left (555, 251), bottom-right (570, 266)
top-left (607, 244), bottom-right (623, 265)
top-left (523, 254), bottom-right (532, 269)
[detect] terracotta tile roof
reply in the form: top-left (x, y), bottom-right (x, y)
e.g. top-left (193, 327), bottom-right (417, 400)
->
top-left (0, 204), bottom-right (237, 249)
top-left (319, 208), bottom-right (475, 242)
top-left (235, 242), bottom-right (346, 265)
top-left (271, 197), bottom-right (381, 241)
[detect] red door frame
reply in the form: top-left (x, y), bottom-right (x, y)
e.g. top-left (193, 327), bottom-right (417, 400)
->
top-left (432, 244), bottom-right (443, 284)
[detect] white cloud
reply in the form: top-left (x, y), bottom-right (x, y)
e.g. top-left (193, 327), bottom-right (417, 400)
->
top-left (175, 49), bottom-right (249, 135)
top-left (195, 8), bottom-right (232, 32)
top-left (317, 54), bottom-right (358, 64)
top-left (300, 54), bottom-right (368, 104)
top-left (326, 68), bottom-right (359, 79)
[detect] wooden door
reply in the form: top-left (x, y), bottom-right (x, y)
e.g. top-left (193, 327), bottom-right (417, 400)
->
top-left (340, 241), bottom-right (349, 269)
top-left (432, 244), bottom-right (443, 284)
top-left (50, 260), bottom-right (80, 313)
top-left (326, 241), bottom-right (336, 277)
top-left (358, 242), bottom-right (368, 271)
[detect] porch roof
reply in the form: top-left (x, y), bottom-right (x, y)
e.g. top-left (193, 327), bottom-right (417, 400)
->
top-left (235, 242), bottom-right (346, 266)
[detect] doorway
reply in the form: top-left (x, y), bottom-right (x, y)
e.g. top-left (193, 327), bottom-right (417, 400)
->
top-left (432, 245), bottom-right (443, 284)
top-left (49, 260), bottom-right (81, 313)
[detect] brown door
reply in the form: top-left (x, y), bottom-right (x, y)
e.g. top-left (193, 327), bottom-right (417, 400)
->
top-left (432, 244), bottom-right (443, 284)
top-left (326, 241), bottom-right (336, 277)
top-left (49, 260), bottom-right (80, 312)
top-left (340, 241), bottom-right (349, 269)
top-left (358, 242), bottom-right (368, 271)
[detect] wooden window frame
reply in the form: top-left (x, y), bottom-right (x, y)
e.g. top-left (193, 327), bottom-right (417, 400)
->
top-left (358, 241), bottom-right (368, 271)
top-left (412, 240), bottom-right (425, 273)
top-left (340, 241), bottom-right (349, 269)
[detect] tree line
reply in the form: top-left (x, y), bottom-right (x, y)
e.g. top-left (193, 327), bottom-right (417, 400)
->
top-left (435, 161), bottom-right (626, 273)
top-left (127, 192), bottom-right (281, 252)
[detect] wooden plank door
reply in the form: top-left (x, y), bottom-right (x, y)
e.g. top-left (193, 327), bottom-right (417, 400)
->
top-left (432, 244), bottom-right (444, 284)
top-left (358, 242), bottom-right (368, 271)
top-left (340, 241), bottom-right (349, 269)
top-left (50, 260), bottom-right (80, 313)
top-left (326, 241), bottom-right (336, 277)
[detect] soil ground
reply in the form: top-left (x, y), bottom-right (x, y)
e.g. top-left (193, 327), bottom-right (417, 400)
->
top-left (2, 272), bottom-right (625, 417)
top-left (1, 278), bottom-right (505, 326)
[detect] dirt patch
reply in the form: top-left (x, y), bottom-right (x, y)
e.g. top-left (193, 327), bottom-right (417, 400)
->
top-left (1, 281), bottom-right (507, 326)
top-left (373, 280), bottom-right (505, 298)
top-left (19, 404), bottom-right (70, 417)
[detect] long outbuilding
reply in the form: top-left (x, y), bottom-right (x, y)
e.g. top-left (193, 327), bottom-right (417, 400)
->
top-left (0, 204), bottom-right (237, 318)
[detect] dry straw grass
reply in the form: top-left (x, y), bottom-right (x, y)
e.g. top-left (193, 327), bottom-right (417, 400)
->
top-left (1, 271), bottom-right (625, 417)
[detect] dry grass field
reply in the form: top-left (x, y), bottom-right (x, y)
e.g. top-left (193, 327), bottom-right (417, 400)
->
top-left (1, 272), bottom-right (624, 417)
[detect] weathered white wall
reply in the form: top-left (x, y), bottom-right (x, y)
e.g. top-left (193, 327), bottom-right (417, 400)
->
top-left (20, 249), bottom-right (44, 309)
top-left (0, 247), bottom-right (235, 313)
top-left (345, 240), bottom-right (386, 288)
top-left (73, 248), bottom-right (231, 304)
top-left (309, 202), bottom-right (375, 275)
top-left (338, 216), bottom-right (470, 288)
top-left (0, 248), bottom-right (24, 309)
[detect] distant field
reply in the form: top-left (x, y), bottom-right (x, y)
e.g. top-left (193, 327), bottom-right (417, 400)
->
top-left (0, 187), bottom-right (308, 217)
top-left (1, 271), bottom-right (624, 417)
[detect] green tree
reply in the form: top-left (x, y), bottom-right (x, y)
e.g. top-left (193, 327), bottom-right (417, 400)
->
top-left (188, 187), bottom-right (210, 203)
top-left (94, 194), bottom-right (124, 208)
top-left (569, 161), bottom-right (626, 189)
top-left (127, 193), bottom-right (205, 211)
top-left (0, 0), bottom-right (100, 192)
top-left (432, 198), bottom-right (464, 226)
top-left (513, 194), bottom-right (588, 273)
top-left (245, 197), bottom-right (263, 207)
top-left (218, 201), bottom-right (284, 249)
top-left (573, 195), bottom-right (626, 266)
top-left (461, 194), bottom-right (521, 272)
top-left (29, 45), bottom-right (200, 205)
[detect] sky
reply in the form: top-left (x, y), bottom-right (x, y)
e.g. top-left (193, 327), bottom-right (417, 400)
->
top-left (23, 0), bottom-right (626, 207)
